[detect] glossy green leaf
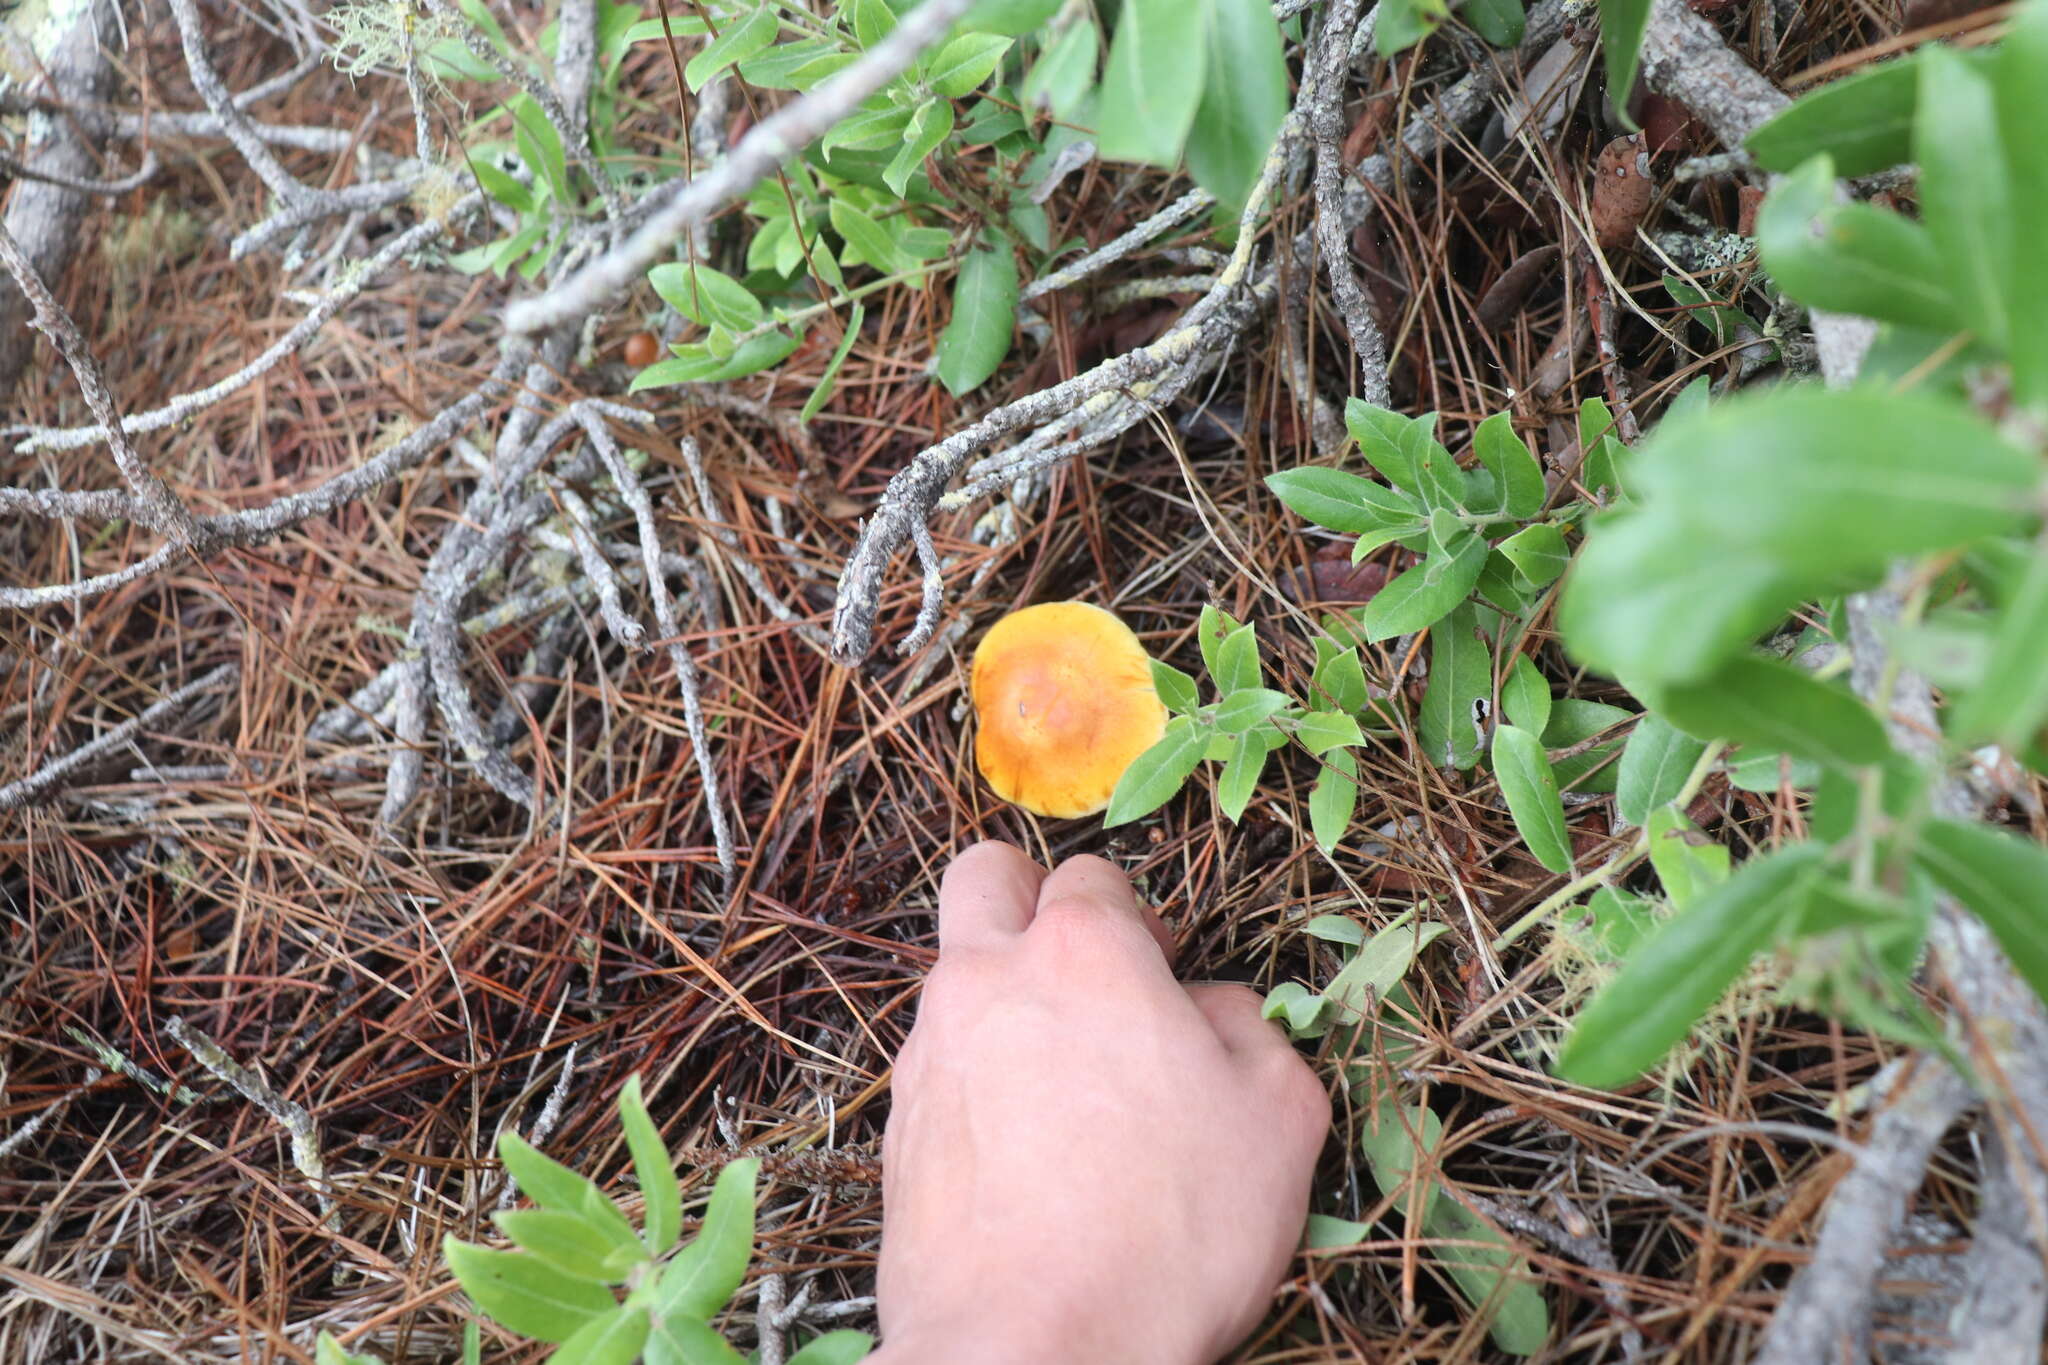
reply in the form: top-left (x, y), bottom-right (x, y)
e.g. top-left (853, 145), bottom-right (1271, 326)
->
top-left (493, 1208), bottom-right (640, 1283)
top-left (1495, 523), bottom-right (1568, 589)
top-left (1212, 621), bottom-right (1260, 694)
top-left (1917, 44), bottom-right (2014, 348)
top-left (644, 1313), bottom-right (747, 1365)
top-left (1616, 714), bottom-right (1705, 826)
top-left (1022, 19), bottom-right (1098, 118)
top-left (1461, 0), bottom-right (1525, 46)
top-left (553, 1306), bottom-right (651, 1365)
top-left (1312, 636), bottom-right (1369, 714)
top-left (1994, 0), bottom-right (2048, 403)
top-left (1915, 818), bottom-right (2048, 1010)
top-left (1185, 0), bottom-right (1289, 212)
top-left (498, 1134), bottom-right (641, 1255)
top-left (1151, 659), bottom-right (1200, 714)
top-left (686, 6), bottom-right (778, 90)
top-left (1215, 732), bottom-right (1263, 822)
top-left (1556, 844), bottom-right (1825, 1088)
top-left (1757, 156), bottom-right (1962, 333)
top-left (800, 304), bottom-right (865, 424)
top-left (656, 1158), bottom-right (759, 1320)
top-left (1657, 653), bottom-right (1888, 771)
top-left (619, 1076), bottom-right (681, 1255)
top-left (1493, 725), bottom-right (1573, 875)
top-left (885, 99), bottom-right (953, 197)
top-left (1096, 0), bottom-right (1204, 166)
top-left (1104, 716), bottom-right (1209, 826)
top-left (1472, 412), bottom-right (1545, 519)
top-left (786, 1330), bottom-right (878, 1365)
top-left (1501, 656), bottom-right (1550, 737)
top-left (935, 245), bottom-right (1018, 394)
top-left (1363, 516), bottom-right (1488, 642)
top-left (1635, 386), bottom-right (2035, 579)
top-left (1214, 687), bottom-right (1290, 733)
top-left (1747, 56), bottom-right (1921, 177)
top-left (1419, 603), bottom-right (1490, 770)
top-left (1310, 748), bottom-right (1360, 851)
top-left (927, 32), bottom-right (1012, 97)
top-left (1266, 467), bottom-right (1423, 535)
top-left (1295, 710), bottom-right (1365, 754)
top-left (442, 1238), bottom-right (615, 1343)
top-left (1597, 0), bottom-right (1653, 121)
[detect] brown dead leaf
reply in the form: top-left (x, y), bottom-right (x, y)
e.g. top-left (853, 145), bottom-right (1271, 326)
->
top-left (1592, 133), bottom-right (1654, 251)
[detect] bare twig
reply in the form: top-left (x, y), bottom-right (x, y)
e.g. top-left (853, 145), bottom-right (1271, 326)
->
top-left (0, 663), bottom-right (238, 811)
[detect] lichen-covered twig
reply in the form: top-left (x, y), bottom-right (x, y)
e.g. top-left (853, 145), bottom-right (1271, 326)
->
top-left (0, 663), bottom-right (237, 811)
top-left (506, 0), bottom-right (979, 337)
top-left (1018, 189), bottom-right (1215, 303)
top-left (1308, 0), bottom-right (1390, 408)
top-left (164, 1017), bottom-right (334, 1227)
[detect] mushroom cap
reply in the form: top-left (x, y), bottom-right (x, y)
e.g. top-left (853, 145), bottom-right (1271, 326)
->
top-left (971, 601), bottom-right (1168, 818)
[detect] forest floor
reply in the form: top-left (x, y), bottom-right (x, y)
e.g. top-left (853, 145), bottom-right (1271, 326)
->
top-left (0, 0), bottom-right (2003, 1360)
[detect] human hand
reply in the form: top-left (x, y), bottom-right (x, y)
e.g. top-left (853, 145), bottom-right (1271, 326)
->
top-left (870, 842), bottom-right (1331, 1365)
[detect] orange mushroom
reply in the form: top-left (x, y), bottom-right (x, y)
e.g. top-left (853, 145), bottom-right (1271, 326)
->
top-left (970, 601), bottom-right (1168, 818)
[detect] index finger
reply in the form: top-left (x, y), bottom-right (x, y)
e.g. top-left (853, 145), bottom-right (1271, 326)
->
top-left (936, 840), bottom-right (1046, 954)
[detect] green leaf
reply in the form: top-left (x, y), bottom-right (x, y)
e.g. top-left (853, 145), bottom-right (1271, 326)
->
top-left (1915, 818), bottom-right (2048, 1011)
top-left (1303, 914), bottom-right (1366, 946)
top-left (493, 1209), bottom-right (641, 1283)
top-left (1295, 710), bottom-right (1365, 754)
top-left (1542, 699), bottom-right (1630, 794)
top-left (1597, 0), bottom-right (1653, 121)
top-left (1309, 748), bottom-right (1360, 851)
top-left (644, 1314), bottom-right (747, 1365)
top-left (1573, 885), bottom-right (1659, 962)
top-left (785, 1331), bottom-right (878, 1365)
top-left (656, 1159), bottom-right (759, 1320)
top-left (1726, 748), bottom-right (1822, 792)
top-left (740, 37), bottom-right (837, 88)
top-left (821, 102), bottom-right (915, 155)
top-left (800, 303), bottom-right (866, 424)
top-left (1746, 55), bottom-right (1922, 177)
top-left (1185, 0), bottom-right (1289, 213)
top-left (963, 0), bottom-right (1061, 34)
top-left (1266, 467), bottom-right (1424, 535)
top-left (1214, 687), bottom-right (1290, 733)
top-left (1325, 920), bottom-right (1448, 1022)
top-left (1461, 0), bottom-right (1524, 46)
top-left (1756, 156), bottom-right (1963, 333)
top-left (1311, 636), bottom-right (1369, 714)
top-left (1663, 274), bottom-right (1765, 352)
top-left (1917, 44), bottom-right (2014, 348)
top-left (1263, 981), bottom-right (1333, 1037)
top-left (1362, 515), bottom-right (1487, 642)
top-left (1375, 0), bottom-right (1449, 56)
top-left (315, 1332), bottom-right (382, 1365)
top-left (1215, 732), bottom-right (1263, 822)
top-left (1501, 656), bottom-right (1551, 737)
top-left (442, 1238), bottom-right (615, 1343)
top-left (552, 1307), bottom-right (651, 1365)
top-left (1556, 844), bottom-right (1826, 1088)
top-left (1151, 659), bottom-right (1200, 714)
top-left (1994, 0), bottom-right (2048, 404)
top-left (648, 263), bottom-right (763, 330)
top-left (1104, 716), bottom-right (1209, 826)
top-left (1021, 19), bottom-right (1097, 118)
top-left (829, 200), bottom-right (906, 274)
top-left (1346, 400), bottom-right (1421, 493)
top-left (1419, 603), bottom-right (1491, 770)
top-left (686, 6), bottom-right (778, 90)
top-left (1097, 0), bottom-right (1205, 165)
top-left (1212, 621), bottom-right (1261, 694)
top-left (618, 1076), bottom-right (681, 1256)
top-left (1492, 725), bottom-right (1573, 875)
top-left (1616, 714), bottom-right (1705, 826)
top-left (629, 329), bottom-right (803, 390)
top-left (508, 95), bottom-right (570, 205)
top-left (935, 246), bottom-right (1018, 395)
top-left (1950, 543), bottom-right (2048, 749)
top-left (1472, 412), bottom-right (1544, 519)
top-left (1644, 805), bottom-right (1730, 911)
top-left (1494, 523), bottom-right (1568, 589)
top-left (497, 1134), bottom-right (642, 1256)
top-left (1409, 419), bottom-right (1466, 513)
top-left (885, 98), bottom-right (954, 197)
top-left (1197, 605), bottom-right (1242, 683)
top-left (1424, 1192), bottom-right (1552, 1355)
top-left (845, 0), bottom-right (896, 49)
top-left (1359, 1099), bottom-right (1445, 1226)
top-left (468, 154), bottom-right (534, 214)
top-left (1657, 653), bottom-right (1889, 771)
top-left (927, 33), bottom-right (1012, 96)
top-left (1635, 386), bottom-right (2035, 581)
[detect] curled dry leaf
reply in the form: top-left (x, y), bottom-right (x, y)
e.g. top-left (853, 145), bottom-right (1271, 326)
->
top-left (1477, 244), bottom-right (1562, 333)
top-left (1592, 132), bottom-right (1654, 251)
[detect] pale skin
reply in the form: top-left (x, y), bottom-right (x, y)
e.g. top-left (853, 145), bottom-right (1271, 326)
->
top-left (868, 842), bottom-right (1332, 1364)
